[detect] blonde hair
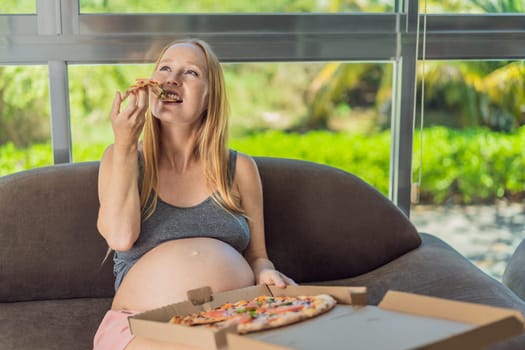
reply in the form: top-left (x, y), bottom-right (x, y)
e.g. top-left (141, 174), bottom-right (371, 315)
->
top-left (140, 38), bottom-right (243, 219)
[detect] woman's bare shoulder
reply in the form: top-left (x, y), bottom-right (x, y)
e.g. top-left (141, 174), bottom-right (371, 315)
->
top-left (233, 152), bottom-right (261, 192)
top-left (235, 152), bottom-right (258, 175)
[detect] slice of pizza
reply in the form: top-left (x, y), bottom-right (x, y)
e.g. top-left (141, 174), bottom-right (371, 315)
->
top-left (124, 78), bottom-right (181, 102)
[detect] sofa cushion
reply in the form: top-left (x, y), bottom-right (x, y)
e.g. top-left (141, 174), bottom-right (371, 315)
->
top-left (324, 233), bottom-right (525, 310)
top-left (254, 157), bottom-right (421, 283)
top-left (0, 162), bottom-right (114, 302)
top-left (0, 298), bottom-right (112, 350)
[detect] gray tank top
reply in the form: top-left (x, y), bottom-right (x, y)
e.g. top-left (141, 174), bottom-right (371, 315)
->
top-left (112, 150), bottom-right (250, 291)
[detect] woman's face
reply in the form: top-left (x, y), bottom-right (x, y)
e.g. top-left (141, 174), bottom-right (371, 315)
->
top-left (150, 43), bottom-right (209, 125)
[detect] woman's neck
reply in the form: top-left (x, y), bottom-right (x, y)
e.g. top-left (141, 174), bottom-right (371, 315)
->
top-left (158, 124), bottom-right (200, 172)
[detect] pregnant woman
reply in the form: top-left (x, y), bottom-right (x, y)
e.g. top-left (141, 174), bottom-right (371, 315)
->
top-left (93, 38), bottom-right (295, 350)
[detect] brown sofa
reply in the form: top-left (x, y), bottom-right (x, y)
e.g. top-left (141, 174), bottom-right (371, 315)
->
top-left (1, 158), bottom-right (524, 349)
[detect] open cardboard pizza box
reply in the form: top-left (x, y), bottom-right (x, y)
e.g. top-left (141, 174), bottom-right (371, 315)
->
top-left (128, 284), bottom-right (367, 350)
top-left (129, 285), bottom-right (525, 350)
top-left (227, 290), bottom-right (525, 350)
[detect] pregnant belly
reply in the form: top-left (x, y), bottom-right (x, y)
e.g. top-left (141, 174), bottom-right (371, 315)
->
top-left (112, 237), bottom-right (255, 311)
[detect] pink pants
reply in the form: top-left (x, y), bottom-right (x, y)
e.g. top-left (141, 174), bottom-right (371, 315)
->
top-left (93, 310), bottom-right (137, 350)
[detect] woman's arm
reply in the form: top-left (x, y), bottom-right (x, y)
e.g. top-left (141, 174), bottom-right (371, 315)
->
top-left (235, 153), bottom-right (296, 288)
top-left (97, 89), bottom-right (148, 251)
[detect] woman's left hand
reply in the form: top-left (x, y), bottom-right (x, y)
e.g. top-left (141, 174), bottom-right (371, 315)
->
top-left (257, 268), bottom-right (297, 288)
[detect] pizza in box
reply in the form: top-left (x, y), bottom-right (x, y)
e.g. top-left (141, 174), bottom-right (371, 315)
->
top-left (169, 294), bottom-right (337, 334)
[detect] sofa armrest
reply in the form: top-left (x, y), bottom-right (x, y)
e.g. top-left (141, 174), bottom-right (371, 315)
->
top-left (503, 239), bottom-right (525, 302)
top-left (254, 157), bottom-right (421, 283)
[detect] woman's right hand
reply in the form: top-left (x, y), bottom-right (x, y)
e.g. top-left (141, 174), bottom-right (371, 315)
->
top-left (110, 87), bottom-right (149, 147)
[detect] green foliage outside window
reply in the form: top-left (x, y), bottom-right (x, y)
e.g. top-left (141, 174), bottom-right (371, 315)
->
top-left (1, 127), bottom-right (523, 205)
top-left (0, 1), bottom-right (35, 14)
top-left (77, 0), bottom-right (525, 13)
top-left (78, 0), bottom-right (394, 13)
